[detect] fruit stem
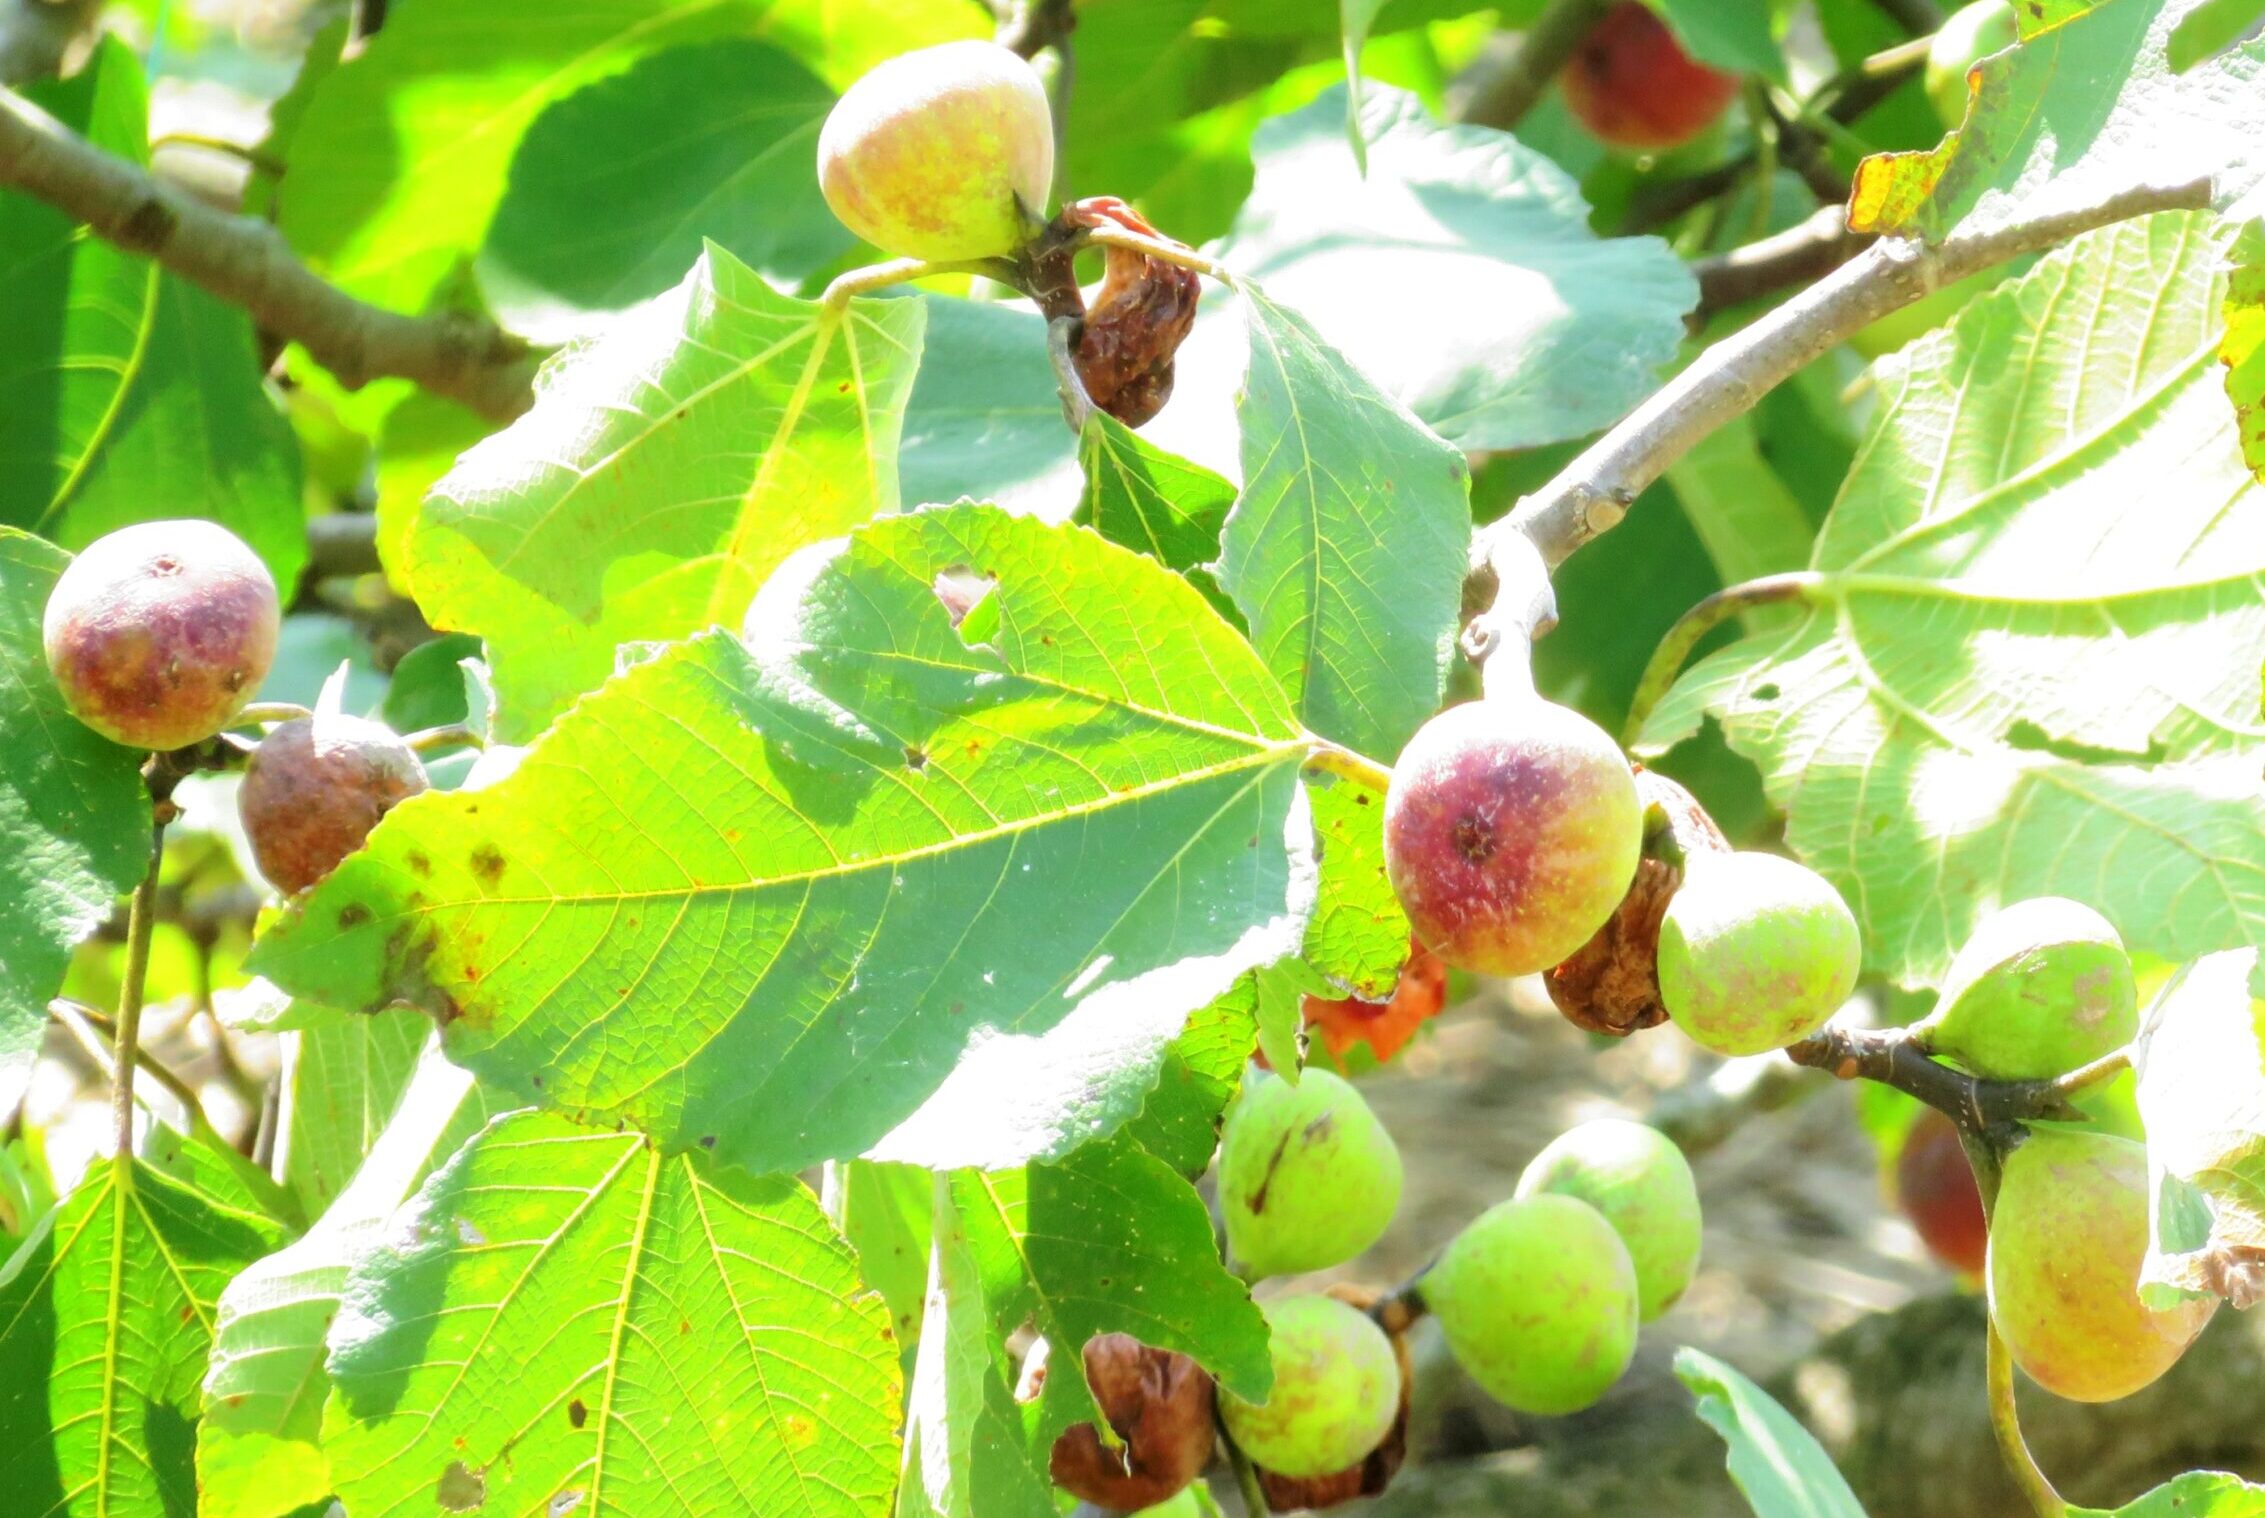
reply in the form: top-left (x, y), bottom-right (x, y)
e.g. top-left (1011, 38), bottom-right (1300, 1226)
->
top-left (1987, 1318), bottom-right (2068, 1517)
top-left (1302, 740), bottom-right (1394, 795)
top-left (108, 783), bottom-right (172, 1163)
top-left (404, 722), bottom-right (486, 755)
top-left (1460, 523), bottom-right (1555, 696)
top-left (1220, 1420), bottom-right (1272, 1516)
top-left (1078, 224), bottom-right (1230, 284)
top-left (229, 700), bottom-right (315, 730)
top-left (2048, 1044), bottom-right (2131, 1101)
top-left (1621, 572), bottom-right (1825, 746)
top-left (819, 255), bottom-right (1021, 312)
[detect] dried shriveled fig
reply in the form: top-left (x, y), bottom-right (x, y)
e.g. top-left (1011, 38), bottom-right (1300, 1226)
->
top-left (1041, 1333), bottom-right (1217, 1511)
top-left (239, 714), bottom-right (428, 894)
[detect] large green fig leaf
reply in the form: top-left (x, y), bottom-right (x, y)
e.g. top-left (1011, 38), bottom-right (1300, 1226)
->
top-left (1639, 211), bottom-right (2265, 989)
top-left (1218, 285), bottom-right (1471, 765)
top-left (198, 1038), bottom-right (498, 1518)
top-left (322, 1111), bottom-right (901, 1518)
top-left (1849, 0), bottom-right (2265, 242)
top-left (403, 244), bottom-right (926, 739)
top-left (0, 1143), bottom-right (289, 1518)
top-left (0, 40), bottom-right (304, 585)
top-left (0, 530), bottom-right (147, 1059)
top-left (274, 1005), bottom-right (430, 1221)
top-left (273, 0), bottom-right (977, 316)
top-left (251, 506), bottom-right (1314, 1173)
top-left (2132, 950), bottom-right (2265, 1310)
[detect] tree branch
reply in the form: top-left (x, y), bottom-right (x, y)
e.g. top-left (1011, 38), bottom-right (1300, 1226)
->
top-left (1691, 204), bottom-right (1872, 320)
top-left (1455, 0), bottom-right (1615, 131)
top-left (1782, 1023), bottom-right (2085, 1132)
top-left (1479, 175), bottom-right (2211, 578)
top-left (0, 83), bottom-right (537, 421)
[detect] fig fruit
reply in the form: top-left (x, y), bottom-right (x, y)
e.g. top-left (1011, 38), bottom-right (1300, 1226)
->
top-left (1219, 1068), bottom-right (1401, 1280)
top-left (1895, 1108), bottom-right (1986, 1280)
top-left (1988, 1127), bottom-right (2214, 1402)
top-left (816, 40), bottom-right (1053, 262)
top-left (1251, 1284), bottom-right (1413, 1512)
top-left (1384, 697), bottom-right (1643, 978)
top-left (1421, 1193), bottom-right (1639, 1415)
top-left (43, 519), bottom-right (279, 751)
top-left (1926, 0), bottom-right (2018, 127)
top-left (1559, 1), bottom-right (1739, 152)
top-left (1043, 1333), bottom-right (1216, 1511)
top-left (1515, 1118), bottom-right (1701, 1322)
top-left (1918, 897), bottom-right (2136, 1081)
top-left (239, 714), bottom-right (429, 894)
top-left (1219, 1296), bottom-right (1400, 1480)
top-left (1656, 850), bottom-right (1860, 1056)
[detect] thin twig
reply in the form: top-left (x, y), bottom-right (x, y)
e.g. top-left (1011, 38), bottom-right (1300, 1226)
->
top-left (1692, 206), bottom-right (1872, 320)
top-left (51, 999), bottom-right (209, 1132)
top-left (108, 792), bottom-right (169, 1161)
top-left (1301, 740), bottom-right (1395, 795)
top-left (0, 83), bottom-right (537, 420)
top-left (1988, 1319), bottom-right (2068, 1517)
top-left (1483, 176), bottom-right (2211, 576)
top-left (1456, 0), bottom-right (1616, 131)
top-left (1783, 1023), bottom-right (2089, 1132)
top-left (1621, 573), bottom-right (1824, 743)
top-left (1223, 1426), bottom-right (1271, 1517)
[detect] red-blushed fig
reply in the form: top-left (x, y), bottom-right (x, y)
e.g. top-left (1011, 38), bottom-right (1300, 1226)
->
top-left (1926, 0), bottom-right (2018, 126)
top-left (1515, 1118), bottom-right (1701, 1322)
top-left (1220, 1296), bottom-right (1400, 1479)
top-left (1988, 1127), bottom-right (2215, 1402)
top-left (1253, 1283), bottom-right (1413, 1512)
top-left (1559, 1), bottom-right (1739, 152)
top-left (1546, 768), bottom-right (1729, 1036)
top-left (817, 40), bottom-right (1053, 262)
top-left (1301, 937), bottom-right (1447, 1065)
top-left (1040, 1333), bottom-right (1216, 1511)
top-left (1219, 1068), bottom-right (1402, 1280)
top-left (43, 519), bottom-right (279, 751)
top-left (1916, 897), bottom-right (2137, 1081)
top-left (1656, 850), bottom-right (1860, 1056)
top-left (1895, 1108), bottom-right (1986, 1280)
top-left (239, 714), bottom-right (428, 895)
top-left (1384, 697), bottom-right (1643, 978)
top-left (1420, 1193), bottom-right (1639, 1416)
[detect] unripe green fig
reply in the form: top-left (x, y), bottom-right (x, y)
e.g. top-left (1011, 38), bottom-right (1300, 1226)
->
top-left (1926, 0), bottom-right (2018, 127)
top-left (817, 40), bottom-right (1053, 262)
top-left (1918, 897), bottom-right (2136, 1081)
top-left (1515, 1119), bottom-right (1701, 1322)
top-left (239, 714), bottom-right (429, 894)
top-left (1421, 1194), bottom-right (1639, 1415)
top-left (1988, 1128), bottom-right (2214, 1402)
top-left (1219, 1068), bottom-right (1401, 1280)
top-left (1656, 851), bottom-right (1859, 1056)
top-left (43, 519), bottom-right (279, 751)
top-left (1384, 697), bottom-right (1643, 977)
top-left (1219, 1296), bottom-right (1399, 1479)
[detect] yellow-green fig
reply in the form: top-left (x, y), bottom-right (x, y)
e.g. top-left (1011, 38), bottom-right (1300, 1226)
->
top-left (1657, 851), bottom-right (1859, 1056)
top-left (1219, 1068), bottom-right (1401, 1280)
top-left (1515, 1119), bottom-right (1701, 1322)
top-left (817, 40), bottom-right (1053, 262)
top-left (1219, 1296), bottom-right (1400, 1479)
top-left (1988, 1127), bottom-right (2214, 1402)
top-left (1421, 1194), bottom-right (1639, 1415)
top-left (1918, 897), bottom-right (2136, 1080)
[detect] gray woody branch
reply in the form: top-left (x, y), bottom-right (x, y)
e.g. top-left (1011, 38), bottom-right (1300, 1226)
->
top-left (0, 82), bottom-right (537, 422)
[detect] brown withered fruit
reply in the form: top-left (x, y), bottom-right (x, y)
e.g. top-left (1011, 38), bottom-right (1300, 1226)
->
top-left (1546, 768), bottom-right (1729, 1036)
top-left (1254, 1283), bottom-right (1414, 1512)
top-left (1033, 1332), bottom-right (1216, 1510)
top-left (238, 714), bottom-right (429, 895)
top-left (1026, 196), bottom-right (1201, 428)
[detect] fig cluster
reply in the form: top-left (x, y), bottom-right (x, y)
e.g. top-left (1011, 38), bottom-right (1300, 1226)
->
top-left (43, 519), bottom-right (279, 751)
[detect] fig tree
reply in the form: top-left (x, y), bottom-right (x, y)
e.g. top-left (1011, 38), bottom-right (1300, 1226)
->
top-left (817, 40), bottom-right (1053, 262)
top-left (1918, 897), bottom-right (2136, 1080)
top-left (1421, 1193), bottom-right (1639, 1415)
top-left (1895, 1109), bottom-right (1986, 1280)
top-left (1656, 851), bottom-right (1860, 1056)
top-left (1219, 1296), bottom-right (1400, 1479)
top-left (1926, 0), bottom-right (2018, 127)
top-left (1515, 1118), bottom-right (1701, 1322)
top-left (1560, 1), bottom-right (1738, 152)
top-left (239, 714), bottom-right (429, 895)
top-left (1219, 1067), bottom-right (1401, 1280)
top-left (1989, 1127), bottom-right (2214, 1402)
top-left (1043, 1333), bottom-right (1215, 1511)
top-left (1384, 697), bottom-right (1643, 978)
top-left (43, 519), bottom-right (279, 751)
